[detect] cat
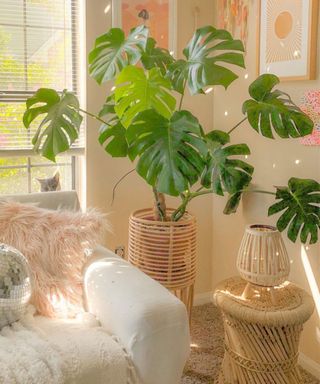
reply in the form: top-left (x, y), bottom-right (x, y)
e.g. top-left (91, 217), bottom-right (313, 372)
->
top-left (37, 171), bottom-right (61, 192)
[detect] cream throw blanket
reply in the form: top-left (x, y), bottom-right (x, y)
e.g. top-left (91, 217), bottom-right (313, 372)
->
top-left (0, 308), bottom-right (137, 384)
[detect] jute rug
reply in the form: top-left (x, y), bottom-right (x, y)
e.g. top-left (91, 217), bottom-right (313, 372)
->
top-left (182, 304), bottom-right (319, 384)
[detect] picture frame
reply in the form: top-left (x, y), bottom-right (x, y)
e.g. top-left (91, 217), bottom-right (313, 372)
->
top-left (112, 0), bottom-right (177, 55)
top-left (257, 0), bottom-right (319, 81)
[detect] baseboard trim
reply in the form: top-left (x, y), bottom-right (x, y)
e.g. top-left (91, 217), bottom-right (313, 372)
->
top-left (299, 353), bottom-right (320, 379)
top-left (194, 291), bottom-right (213, 306)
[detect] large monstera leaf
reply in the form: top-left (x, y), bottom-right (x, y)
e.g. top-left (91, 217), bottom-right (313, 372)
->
top-left (98, 96), bottom-right (128, 157)
top-left (243, 74), bottom-right (314, 138)
top-left (202, 130), bottom-right (254, 195)
top-left (167, 26), bottom-right (245, 95)
top-left (23, 88), bottom-right (82, 161)
top-left (114, 66), bottom-right (176, 127)
top-left (89, 25), bottom-right (148, 84)
top-left (126, 110), bottom-right (207, 196)
top-left (141, 37), bottom-right (174, 75)
top-left (268, 178), bottom-right (320, 244)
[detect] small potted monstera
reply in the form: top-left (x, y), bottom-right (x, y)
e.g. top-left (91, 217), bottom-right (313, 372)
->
top-left (23, 25), bottom-right (320, 313)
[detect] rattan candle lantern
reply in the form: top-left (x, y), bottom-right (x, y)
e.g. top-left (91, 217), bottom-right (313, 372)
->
top-left (128, 208), bottom-right (197, 318)
top-left (237, 224), bottom-right (290, 287)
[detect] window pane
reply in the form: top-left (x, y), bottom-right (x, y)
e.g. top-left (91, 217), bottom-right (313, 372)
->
top-left (30, 155), bottom-right (72, 192)
top-left (0, 156), bottom-right (73, 194)
top-left (30, 155), bottom-right (71, 165)
top-left (27, 27), bottom-right (73, 90)
top-left (0, 157), bottom-right (28, 194)
top-left (0, 0), bottom-right (24, 26)
top-left (26, 0), bottom-right (72, 29)
top-left (0, 0), bottom-right (76, 92)
top-left (0, 24), bottom-right (73, 92)
top-left (0, 157), bottom-right (27, 166)
top-left (0, 26), bottom-right (25, 91)
top-left (0, 102), bottom-right (33, 149)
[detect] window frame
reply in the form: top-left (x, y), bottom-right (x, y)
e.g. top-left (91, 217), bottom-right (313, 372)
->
top-left (0, 0), bottom-right (83, 193)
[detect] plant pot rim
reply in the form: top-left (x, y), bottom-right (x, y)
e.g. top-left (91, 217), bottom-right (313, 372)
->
top-left (130, 208), bottom-right (196, 225)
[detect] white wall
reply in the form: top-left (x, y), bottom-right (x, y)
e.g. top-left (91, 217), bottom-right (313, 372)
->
top-left (212, 0), bottom-right (320, 364)
top-left (85, 0), bottom-right (214, 294)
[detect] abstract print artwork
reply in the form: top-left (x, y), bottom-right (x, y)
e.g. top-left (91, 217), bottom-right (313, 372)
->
top-left (300, 90), bottom-right (320, 146)
top-left (258, 0), bottom-right (318, 80)
top-left (218, 0), bottom-right (251, 49)
top-left (266, 0), bottom-right (302, 64)
top-left (113, 0), bottom-right (172, 50)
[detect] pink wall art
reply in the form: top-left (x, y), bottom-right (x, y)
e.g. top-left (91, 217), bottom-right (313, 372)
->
top-left (300, 90), bottom-right (320, 146)
top-left (113, 0), bottom-right (175, 50)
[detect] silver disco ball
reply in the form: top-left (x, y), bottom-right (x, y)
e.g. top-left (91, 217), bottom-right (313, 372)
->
top-left (0, 243), bottom-right (32, 328)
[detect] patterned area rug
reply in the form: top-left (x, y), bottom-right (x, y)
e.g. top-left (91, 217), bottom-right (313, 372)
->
top-left (182, 304), bottom-right (319, 384)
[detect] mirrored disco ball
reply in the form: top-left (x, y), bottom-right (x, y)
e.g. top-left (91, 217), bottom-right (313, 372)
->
top-left (0, 243), bottom-right (32, 328)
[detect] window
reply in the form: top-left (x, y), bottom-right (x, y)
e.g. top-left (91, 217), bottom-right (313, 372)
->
top-left (0, 0), bottom-right (84, 194)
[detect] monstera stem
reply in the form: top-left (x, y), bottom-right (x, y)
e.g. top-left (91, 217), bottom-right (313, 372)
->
top-left (171, 189), bottom-right (214, 221)
top-left (228, 116), bottom-right (248, 134)
top-left (249, 189), bottom-right (276, 196)
top-left (153, 187), bottom-right (167, 221)
top-left (171, 188), bottom-right (276, 222)
top-left (171, 196), bottom-right (189, 222)
top-left (178, 79), bottom-right (187, 110)
top-left (78, 108), bottom-right (111, 126)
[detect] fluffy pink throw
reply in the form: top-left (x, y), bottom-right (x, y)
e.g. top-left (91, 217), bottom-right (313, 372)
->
top-left (0, 201), bottom-right (108, 317)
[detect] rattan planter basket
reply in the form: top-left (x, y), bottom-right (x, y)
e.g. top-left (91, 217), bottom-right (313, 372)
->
top-left (128, 208), bottom-right (197, 317)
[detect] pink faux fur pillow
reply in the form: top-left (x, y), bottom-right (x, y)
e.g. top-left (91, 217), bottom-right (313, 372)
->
top-left (0, 201), bottom-right (108, 317)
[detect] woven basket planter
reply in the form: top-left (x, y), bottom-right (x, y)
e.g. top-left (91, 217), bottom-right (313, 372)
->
top-left (128, 208), bottom-right (197, 317)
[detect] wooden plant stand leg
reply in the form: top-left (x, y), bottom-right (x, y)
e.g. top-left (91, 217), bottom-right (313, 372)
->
top-left (172, 284), bottom-right (194, 324)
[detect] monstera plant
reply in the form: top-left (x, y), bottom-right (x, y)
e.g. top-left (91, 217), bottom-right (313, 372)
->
top-left (23, 25), bottom-right (320, 245)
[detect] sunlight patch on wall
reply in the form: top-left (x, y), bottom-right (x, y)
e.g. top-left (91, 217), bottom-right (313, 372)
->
top-left (301, 245), bottom-right (320, 319)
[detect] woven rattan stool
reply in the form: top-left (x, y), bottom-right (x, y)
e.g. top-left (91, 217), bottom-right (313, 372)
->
top-left (213, 277), bottom-right (314, 384)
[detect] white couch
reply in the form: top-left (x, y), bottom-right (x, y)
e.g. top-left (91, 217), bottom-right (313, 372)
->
top-left (0, 191), bottom-right (190, 384)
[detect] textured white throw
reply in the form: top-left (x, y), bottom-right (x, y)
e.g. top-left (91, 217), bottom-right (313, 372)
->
top-left (0, 308), bottom-right (137, 384)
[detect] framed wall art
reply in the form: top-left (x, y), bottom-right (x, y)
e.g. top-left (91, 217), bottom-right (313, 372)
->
top-left (112, 0), bottom-right (177, 54)
top-left (257, 0), bottom-right (319, 81)
top-left (300, 90), bottom-right (320, 145)
top-left (218, 0), bottom-right (251, 49)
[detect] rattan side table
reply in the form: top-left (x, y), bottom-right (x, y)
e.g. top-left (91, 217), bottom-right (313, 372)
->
top-left (213, 277), bottom-right (314, 384)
